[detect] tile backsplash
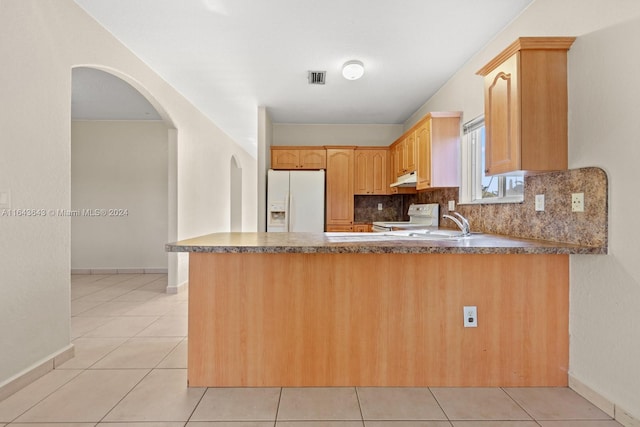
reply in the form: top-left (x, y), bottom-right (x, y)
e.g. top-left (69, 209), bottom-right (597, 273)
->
top-left (354, 167), bottom-right (608, 248)
top-left (354, 195), bottom-right (405, 223)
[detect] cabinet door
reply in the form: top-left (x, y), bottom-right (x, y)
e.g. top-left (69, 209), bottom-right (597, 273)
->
top-left (405, 131), bottom-right (417, 173)
top-left (326, 225), bottom-right (354, 232)
top-left (431, 116), bottom-right (461, 188)
top-left (353, 224), bottom-right (371, 232)
top-left (388, 147), bottom-right (399, 194)
top-left (271, 149), bottom-right (300, 170)
top-left (354, 150), bottom-right (388, 195)
top-left (484, 53), bottom-right (520, 175)
top-left (354, 150), bottom-right (369, 195)
top-left (326, 149), bottom-right (354, 226)
top-left (370, 150), bottom-right (387, 194)
top-left (416, 120), bottom-right (431, 190)
top-left (399, 139), bottom-right (408, 175)
top-left (299, 149), bottom-right (326, 169)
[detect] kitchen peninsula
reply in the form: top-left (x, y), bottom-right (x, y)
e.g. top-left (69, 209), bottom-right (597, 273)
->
top-left (167, 232), bottom-right (605, 388)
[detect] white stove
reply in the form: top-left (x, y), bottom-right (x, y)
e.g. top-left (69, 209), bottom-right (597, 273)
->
top-left (372, 203), bottom-right (439, 232)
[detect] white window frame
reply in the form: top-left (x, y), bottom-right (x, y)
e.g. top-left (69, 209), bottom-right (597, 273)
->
top-left (459, 116), bottom-right (524, 205)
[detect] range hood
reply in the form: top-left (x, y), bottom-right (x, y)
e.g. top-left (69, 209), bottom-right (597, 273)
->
top-left (390, 171), bottom-right (417, 188)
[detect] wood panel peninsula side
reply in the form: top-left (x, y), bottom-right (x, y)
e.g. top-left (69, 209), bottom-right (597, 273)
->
top-left (167, 233), bottom-right (605, 388)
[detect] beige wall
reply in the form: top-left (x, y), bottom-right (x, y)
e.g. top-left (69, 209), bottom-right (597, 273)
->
top-left (0, 0), bottom-right (257, 386)
top-left (71, 121), bottom-right (169, 270)
top-left (407, 0), bottom-right (640, 419)
top-left (273, 123), bottom-right (403, 147)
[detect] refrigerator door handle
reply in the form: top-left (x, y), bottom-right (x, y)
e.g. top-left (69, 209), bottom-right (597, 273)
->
top-left (288, 193), bottom-right (294, 231)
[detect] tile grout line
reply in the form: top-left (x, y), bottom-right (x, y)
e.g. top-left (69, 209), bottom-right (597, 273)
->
top-left (151, 336), bottom-right (188, 369)
top-left (184, 384), bottom-right (209, 425)
top-left (500, 387), bottom-right (539, 423)
top-left (3, 369), bottom-right (84, 424)
top-left (428, 387), bottom-right (454, 424)
top-left (96, 367), bottom-right (154, 425)
top-left (354, 387), bottom-right (366, 424)
top-left (274, 387), bottom-right (284, 425)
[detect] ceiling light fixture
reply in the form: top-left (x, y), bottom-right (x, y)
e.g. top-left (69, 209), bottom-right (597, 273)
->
top-left (342, 60), bottom-right (365, 80)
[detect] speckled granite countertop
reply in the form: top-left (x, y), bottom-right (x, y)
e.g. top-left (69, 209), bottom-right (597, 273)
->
top-left (166, 232), bottom-right (606, 255)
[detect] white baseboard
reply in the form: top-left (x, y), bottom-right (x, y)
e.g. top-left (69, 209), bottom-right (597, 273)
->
top-left (144, 268), bottom-right (168, 274)
top-left (90, 268), bottom-right (120, 275)
top-left (0, 344), bottom-right (74, 402)
top-left (166, 280), bottom-right (188, 294)
top-left (71, 268), bottom-right (168, 275)
top-left (569, 374), bottom-right (639, 427)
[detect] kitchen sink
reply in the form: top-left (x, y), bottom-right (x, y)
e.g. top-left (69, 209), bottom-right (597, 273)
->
top-left (323, 230), bottom-right (480, 242)
top-left (381, 230), bottom-right (478, 240)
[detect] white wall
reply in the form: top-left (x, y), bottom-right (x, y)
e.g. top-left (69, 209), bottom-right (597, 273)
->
top-left (569, 19), bottom-right (640, 421)
top-left (258, 107), bottom-right (273, 231)
top-left (0, 0), bottom-right (257, 387)
top-left (408, 0), bottom-right (640, 419)
top-left (273, 123), bottom-right (403, 146)
top-left (71, 120), bottom-right (168, 270)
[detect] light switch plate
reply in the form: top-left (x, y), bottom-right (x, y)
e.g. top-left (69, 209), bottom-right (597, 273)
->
top-left (535, 194), bottom-right (545, 211)
top-left (0, 189), bottom-right (10, 209)
top-left (448, 200), bottom-right (455, 211)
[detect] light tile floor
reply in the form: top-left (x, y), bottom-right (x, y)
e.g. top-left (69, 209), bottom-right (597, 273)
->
top-left (0, 274), bottom-right (621, 427)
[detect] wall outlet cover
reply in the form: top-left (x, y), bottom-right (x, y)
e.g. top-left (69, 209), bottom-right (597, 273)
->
top-left (535, 194), bottom-right (545, 211)
top-left (448, 200), bottom-right (455, 211)
top-left (463, 306), bottom-right (478, 328)
top-left (572, 192), bottom-right (584, 212)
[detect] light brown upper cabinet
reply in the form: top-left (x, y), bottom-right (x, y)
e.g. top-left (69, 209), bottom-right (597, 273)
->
top-left (476, 37), bottom-right (575, 175)
top-left (392, 134), bottom-right (417, 177)
top-left (325, 147), bottom-right (355, 229)
top-left (354, 148), bottom-right (388, 195)
top-left (271, 147), bottom-right (327, 170)
top-left (405, 132), bottom-right (417, 173)
top-left (415, 113), bottom-right (461, 190)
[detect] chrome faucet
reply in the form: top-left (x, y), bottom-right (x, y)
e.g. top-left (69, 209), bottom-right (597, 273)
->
top-left (442, 212), bottom-right (471, 236)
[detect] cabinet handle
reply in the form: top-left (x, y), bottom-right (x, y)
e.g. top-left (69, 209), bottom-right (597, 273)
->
top-left (485, 169), bottom-right (489, 173)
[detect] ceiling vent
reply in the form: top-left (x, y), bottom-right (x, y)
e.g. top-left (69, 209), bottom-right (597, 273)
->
top-left (308, 71), bottom-right (326, 85)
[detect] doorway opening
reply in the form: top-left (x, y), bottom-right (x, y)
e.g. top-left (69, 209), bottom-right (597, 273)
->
top-left (70, 66), bottom-right (178, 288)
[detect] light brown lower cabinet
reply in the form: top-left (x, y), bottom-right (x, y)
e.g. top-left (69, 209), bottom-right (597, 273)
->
top-left (326, 225), bottom-right (354, 232)
top-left (188, 252), bottom-right (569, 387)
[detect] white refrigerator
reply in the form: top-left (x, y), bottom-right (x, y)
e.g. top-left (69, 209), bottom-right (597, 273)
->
top-left (267, 169), bottom-right (325, 232)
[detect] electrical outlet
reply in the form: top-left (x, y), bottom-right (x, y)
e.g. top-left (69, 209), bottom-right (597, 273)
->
top-left (377, 203), bottom-right (383, 211)
top-left (535, 194), bottom-right (545, 212)
top-left (572, 192), bottom-right (584, 212)
top-left (463, 306), bottom-right (478, 328)
top-left (448, 200), bottom-right (456, 211)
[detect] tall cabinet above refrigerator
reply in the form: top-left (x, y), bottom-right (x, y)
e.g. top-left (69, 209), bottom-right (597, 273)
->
top-left (267, 169), bottom-right (325, 232)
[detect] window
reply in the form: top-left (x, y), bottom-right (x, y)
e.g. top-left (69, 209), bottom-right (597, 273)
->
top-left (459, 116), bottom-right (524, 204)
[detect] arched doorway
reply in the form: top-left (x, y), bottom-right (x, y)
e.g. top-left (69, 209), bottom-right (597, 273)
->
top-left (71, 66), bottom-right (180, 290)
